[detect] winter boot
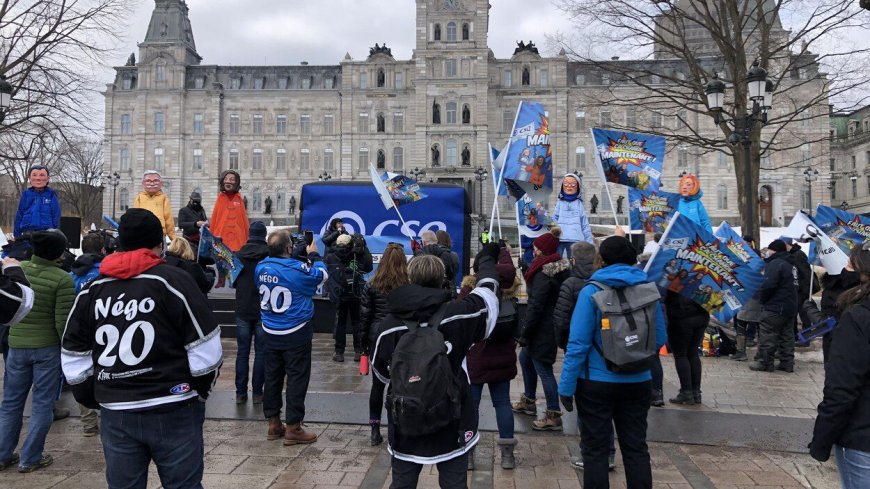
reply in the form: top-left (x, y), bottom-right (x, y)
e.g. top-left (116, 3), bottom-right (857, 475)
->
top-left (669, 390), bottom-right (696, 405)
top-left (651, 389), bottom-right (665, 407)
top-left (497, 438), bottom-right (517, 470)
top-left (693, 389), bottom-right (702, 404)
top-left (284, 422), bottom-right (317, 445)
top-left (370, 423), bottom-right (383, 446)
top-left (731, 336), bottom-right (748, 361)
top-left (532, 409), bottom-right (563, 431)
top-left (467, 447), bottom-right (475, 471)
top-left (266, 416), bottom-right (285, 440)
top-left (749, 361), bottom-right (774, 372)
top-left (511, 394), bottom-right (536, 416)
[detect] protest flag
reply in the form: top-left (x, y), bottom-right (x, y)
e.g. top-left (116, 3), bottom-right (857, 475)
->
top-left (628, 187), bottom-right (680, 234)
top-left (500, 102), bottom-right (553, 192)
top-left (591, 128), bottom-right (665, 191)
top-left (714, 221), bottom-right (765, 272)
top-left (782, 210), bottom-right (850, 275)
top-left (814, 204), bottom-right (869, 253)
top-left (199, 225), bottom-right (244, 283)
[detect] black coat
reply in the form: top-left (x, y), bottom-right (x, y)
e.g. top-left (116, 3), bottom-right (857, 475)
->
top-left (522, 258), bottom-right (571, 365)
top-left (414, 244), bottom-right (458, 288)
top-left (820, 271), bottom-right (860, 317)
top-left (164, 254), bottom-right (212, 295)
top-left (553, 256), bottom-right (595, 350)
top-left (321, 227), bottom-right (348, 257)
top-left (324, 245), bottom-right (373, 304)
top-left (0, 264), bottom-right (30, 325)
top-left (810, 299), bottom-right (870, 461)
top-left (789, 245), bottom-right (815, 299)
top-left (359, 283), bottom-right (388, 351)
top-left (234, 240), bottom-right (270, 321)
top-left (759, 251), bottom-right (798, 317)
top-left (178, 203), bottom-right (208, 238)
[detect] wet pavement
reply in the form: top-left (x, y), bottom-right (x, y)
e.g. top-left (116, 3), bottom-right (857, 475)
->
top-left (0, 334), bottom-right (841, 488)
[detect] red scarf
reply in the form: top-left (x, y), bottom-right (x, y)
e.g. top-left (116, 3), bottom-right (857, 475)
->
top-left (524, 252), bottom-right (561, 284)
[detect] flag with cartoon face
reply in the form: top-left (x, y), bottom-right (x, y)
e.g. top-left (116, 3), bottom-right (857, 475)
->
top-left (646, 213), bottom-right (764, 323)
top-left (628, 187), bottom-right (680, 234)
top-left (592, 128), bottom-right (665, 191)
top-left (500, 101), bottom-right (553, 194)
top-left (714, 221), bottom-right (764, 272)
top-left (814, 204), bottom-right (869, 254)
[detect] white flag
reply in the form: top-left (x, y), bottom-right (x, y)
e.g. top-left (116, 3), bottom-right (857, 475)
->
top-left (783, 211), bottom-right (850, 275)
top-left (369, 164), bottom-right (395, 211)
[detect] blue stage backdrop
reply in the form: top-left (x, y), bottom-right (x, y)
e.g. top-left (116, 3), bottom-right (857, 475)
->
top-left (299, 181), bottom-right (471, 284)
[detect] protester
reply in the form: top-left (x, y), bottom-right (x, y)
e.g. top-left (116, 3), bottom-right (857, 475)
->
top-left (359, 243), bottom-right (409, 446)
top-left (178, 191), bottom-right (208, 239)
top-left (512, 227), bottom-right (569, 431)
top-left (750, 240), bottom-right (799, 373)
top-left (14, 165), bottom-right (61, 239)
top-left (164, 236), bottom-right (212, 295)
top-left (325, 233), bottom-right (373, 362)
top-left (211, 170), bottom-right (249, 253)
top-left (257, 230), bottom-right (326, 445)
top-left (371, 244), bottom-right (501, 487)
top-left (132, 170), bottom-right (176, 239)
top-left (553, 173), bottom-right (593, 259)
top-left (0, 230), bottom-right (74, 473)
top-left (553, 241), bottom-right (597, 350)
top-left (467, 245), bottom-right (520, 470)
top-left (809, 245), bottom-right (870, 489)
top-left (664, 286), bottom-right (710, 405)
top-left (436, 230), bottom-right (461, 275)
top-left (233, 221), bottom-right (270, 405)
top-left (676, 174), bottom-right (711, 232)
top-left (782, 237), bottom-right (816, 345)
top-left (415, 230), bottom-right (459, 291)
top-left (558, 236), bottom-right (667, 489)
top-left (61, 209), bottom-right (222, 488)
top-left (321, 218), bottom-right (348, 257)
top-left (69, 233), bottom-right (105, 294)
top-left (819, 269), bottom-right (859, 362)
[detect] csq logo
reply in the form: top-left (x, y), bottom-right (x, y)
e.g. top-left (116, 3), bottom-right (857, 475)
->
top-left (319, 211), bottom-right (447, 238)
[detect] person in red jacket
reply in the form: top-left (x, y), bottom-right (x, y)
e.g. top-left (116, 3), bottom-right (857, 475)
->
top-left (210, 170), bottom-right (249, 253)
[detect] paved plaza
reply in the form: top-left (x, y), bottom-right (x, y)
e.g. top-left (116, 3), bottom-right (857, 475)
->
top-left (0, 335), bottom-right (841, 488)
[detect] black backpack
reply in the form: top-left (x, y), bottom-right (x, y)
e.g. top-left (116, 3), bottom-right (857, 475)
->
top-left (327, 257), bottom-right (365, 301)
top-left (385, 303), bottom-right (462, 437)
top-left (488, 296), bottom-right (519, 343)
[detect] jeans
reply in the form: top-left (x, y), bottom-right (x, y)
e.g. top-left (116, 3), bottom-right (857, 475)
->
top-left (369, 375), bottom-right (386, 423)
top-left (558, 241), bottom-right (576, 260)
top-left (667, 314), bottom-right (708, 391)
top-left (836, 445), bottom-right (870, 489)
top-left (235, 317), bottom-right (266, 397)
top-left (102, 401), bottom-right (206, 489)
top-left (519, 347), bottom-right (559, 411)
top-left (577, 379), bottom-right (652, 489)
top-left (390, 452), bottom-right (467, 489)
top-left (470, 381), bottom-right (514, 439)
top-left (334, 299), bottom-right (361, 353)
top-left (0, 324), bottom-right (7, 384)
top-left (758, 312), bottom-right (795, 368)
top-left (0, 346), bottom-right (61, 468)
top-left (263, 340), bottom-right (311, 424)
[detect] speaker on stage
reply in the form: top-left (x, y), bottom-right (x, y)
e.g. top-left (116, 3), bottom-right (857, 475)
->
top-left (60, 216), bottom-right (82, 249)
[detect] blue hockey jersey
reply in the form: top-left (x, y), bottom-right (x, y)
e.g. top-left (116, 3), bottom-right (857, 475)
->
top-left (255, 256), bottom-right (328, 347)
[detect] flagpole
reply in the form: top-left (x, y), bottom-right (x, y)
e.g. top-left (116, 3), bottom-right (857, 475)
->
top-left (489, 146), bottom-right (509, 237)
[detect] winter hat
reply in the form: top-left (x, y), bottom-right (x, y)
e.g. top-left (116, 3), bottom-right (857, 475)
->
top-left (533, 226), bottom-right (561, 256)
top-left (336, 234), bottom-right (353, 247)
top-left (31, 230), bottom-right (67, 261)
top-left (768, 239), bottom-right (787, 253)
top-left (118, 208), bottom-right (164, 251)
top-left (189, 192), bottom-right (202, 202)
top-left (599, 236), bottom-right (637, 266)
top-left (249, 221), bottom-right (267, 243)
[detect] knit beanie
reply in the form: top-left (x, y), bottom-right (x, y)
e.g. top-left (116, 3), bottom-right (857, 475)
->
top-left (599, 236), bottom-right (637, 266)
top-left (249, 221), bottom-right (267, 243)
top-left (31, 230), bottom-right (67, 261)
top-left (336, 234), bottom-right (353, 247)
top-left (768, 239), bottom-right (787, 253)
top-left (118, 208), bottom-right (164, 251)
top-left (533, 226), bottom-right (561, 255)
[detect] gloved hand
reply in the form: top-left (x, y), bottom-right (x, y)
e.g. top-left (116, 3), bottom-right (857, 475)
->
top-left (410, 238), bottom-right (422, 253)
top-left (473, 243), bottom-right (501, 272)
top-left (560, 395), bottom-right (574, 413)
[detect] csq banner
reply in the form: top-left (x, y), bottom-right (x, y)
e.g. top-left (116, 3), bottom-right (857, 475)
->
top-left (299, 181), bottom-right (471, 284)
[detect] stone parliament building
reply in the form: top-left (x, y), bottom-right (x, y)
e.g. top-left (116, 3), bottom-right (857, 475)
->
top-left (103, 0), bottom-right (834, 228)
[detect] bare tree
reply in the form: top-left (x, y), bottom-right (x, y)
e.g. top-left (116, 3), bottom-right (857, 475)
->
top-left (53, 139), bottom-right (104, 229)
top-left (554, 0), bottom-right (870, 241)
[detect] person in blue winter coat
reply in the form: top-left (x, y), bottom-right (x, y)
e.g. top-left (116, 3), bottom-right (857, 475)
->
top-left (69, 233), bottom-right (105, 294)
top-left (14, 165), bottom-right (61, 238)
top-left (256, 230), bottom-right (328, 446)
top-left (558, 236), bottom-right (667, 489)
top-left (676, 174), bottom-right (711, 232)
top-left (553, 173), bottom-right (593, 258)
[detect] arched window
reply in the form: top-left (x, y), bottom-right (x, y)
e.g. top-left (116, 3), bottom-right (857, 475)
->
top-left (277, 188), bottom-right (286, 211)
top-left (446, 139), bottom-right (457, 166)
top-left (446, 22), bottom-right (457, 41)
top-left (252, 188), bottom-right (262, 211)
top-left (393, 147), bottom-right (404, 171)
top-left (717, 184), bottom-right (728, 210)
top-left (462, 23), bottom-right (469, 40)
top-left (119, 188), bottom-right (130, 211)
top-left (434, 24), bottom-right (441, 41)
top-left (575, 146), bottom-right (586, 169)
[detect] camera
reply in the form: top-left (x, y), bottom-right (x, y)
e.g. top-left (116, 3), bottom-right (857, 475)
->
top-left (351, 233), bottom-right (367, 255)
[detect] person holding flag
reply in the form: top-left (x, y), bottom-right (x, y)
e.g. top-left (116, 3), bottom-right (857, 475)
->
top-left (553, 174), bottom-right (593, 259)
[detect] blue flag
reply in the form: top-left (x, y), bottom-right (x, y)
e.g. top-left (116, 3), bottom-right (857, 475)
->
top-left (383, 172), bottom-right (427, 207)
top-left (500, 102), bottom-right (552, 191)
top-left (200, 226), bottom-right (244, 283)
top-left (102, 216), bottom-right (120, 230)
top-left (814, 204), bottom-right (869, 253)
top-left (714, 221), bottom-right (764, 272)
top-left (592, 128), bottom-right (665, 191)
top-left (628, 187), bottom-right (680, 234)
top-left (489, 143), bottom-right (508, 197)
top-left (646, 213), bottom-right (764, 323)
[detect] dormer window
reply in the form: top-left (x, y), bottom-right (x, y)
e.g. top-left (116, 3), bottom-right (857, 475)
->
top-left (194, 76), bottom-right (205, 89)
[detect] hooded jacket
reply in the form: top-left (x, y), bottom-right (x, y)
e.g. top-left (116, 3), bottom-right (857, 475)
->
top-left (178, 202), bottom-right (208, 238)
top-left (559, 264), bottom-right (667, 393)
top-left (61, 248), bottom-right (222, 411)
top-left (70, 253), bottom-right (104, 294)
top-left (466, 257), bottom-right (520, 385)
top-left (553, 248), bottom-right (596, 350)
top-left (233, 239), bottom-right (270, 321)
top-left (324, 243), bottom-right (374, 304)
top-left (810, 298), bottom-right (870, 461)
top-left (759, 251), bottom-right (799, 316)
top-left (210, 191), bottom-right (249, 252)
top-left (371, 258), bottom-right (500, 465)
top-left (12, 255), bottom-right (75, 349)
top-left (553, 174), bottom-right (594, 243)
top-left (677, 190), bottom-right (712, 233)
top-left (522, 258), bottom-right (571, 364)
top-left (133, 191), bottom-right (176, 239)
top-left (14, 186), bottom-right (61, 237)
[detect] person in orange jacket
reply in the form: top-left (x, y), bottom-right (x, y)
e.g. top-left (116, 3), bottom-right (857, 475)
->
top-left (210, 170), bottom-right (249, 253)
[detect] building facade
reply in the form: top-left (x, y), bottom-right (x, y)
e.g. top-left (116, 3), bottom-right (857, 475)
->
top-left (103, 0), bottom-right (832, 229)
top-left (831, 105), bottom-right (870, 214)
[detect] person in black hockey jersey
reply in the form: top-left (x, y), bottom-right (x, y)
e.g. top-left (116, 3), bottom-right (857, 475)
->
top-left (61, 208), bottom-right (222, 489)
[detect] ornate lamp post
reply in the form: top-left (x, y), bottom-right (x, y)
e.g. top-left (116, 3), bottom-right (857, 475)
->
top-left (803, 167), bottom-right (819, 216)
top-left (104, 171), bottom-right (121, 220)
top-left (473, 166), bottom-right (488, 216)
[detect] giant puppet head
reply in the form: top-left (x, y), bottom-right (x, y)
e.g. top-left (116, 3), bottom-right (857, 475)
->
top-left (28, 165), bottom-right (49, 191)
top-left (678, 174), bottom-right (700, 197)
top-left (219, 170), bottom-right (241, 194)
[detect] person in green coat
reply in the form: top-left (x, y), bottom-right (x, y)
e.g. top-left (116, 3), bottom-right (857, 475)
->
top-left (0, 230), bottom-right (74, 473)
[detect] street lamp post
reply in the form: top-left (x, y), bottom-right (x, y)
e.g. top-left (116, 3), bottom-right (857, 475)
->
top-left (473, 166), bottom-right (488, 217)
top-left (410, 167), bottom-right (426, 182)
top-left (104, 171), bottom-right (121, 220)
top-left (803, 167), bottom-right (819, 216)
top-left (705, 62), bottom-right (774, 242)
top-left (0, 75), bottom-right (13, 123)
top-left (841, 201), bottom-right (849, 211)
top-left (318, 172), bottom-right (332, 181)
